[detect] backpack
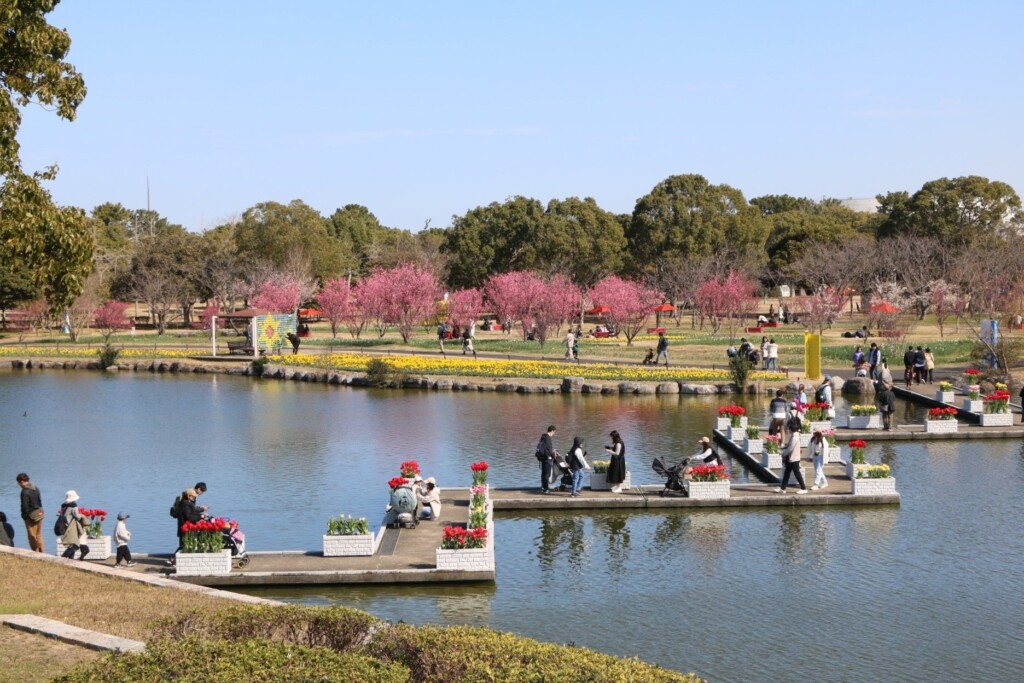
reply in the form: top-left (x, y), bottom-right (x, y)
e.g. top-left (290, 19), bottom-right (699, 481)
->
top-left (169, 492), bottom-right (185, 518)
top-left (535, 437), bottom-right (548, 462)
top-left (53, 508), bottom-right (70, 537)
top-left (815, 384), bottom-right (827, 403)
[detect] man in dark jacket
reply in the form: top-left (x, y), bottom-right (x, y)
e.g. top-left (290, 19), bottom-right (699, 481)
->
top-left (537, 426), bottom-right (557, 494)
top-left (16, 473), bottom-right (44, 552)
top-left (174, 482), bottom-right (208, 554)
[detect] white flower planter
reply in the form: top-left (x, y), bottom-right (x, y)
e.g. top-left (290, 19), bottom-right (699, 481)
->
top-left (55, 535), bottom-right (111, 560)
top-left (323, 531), bottom-right (381, 557)
top-left (848, 414), bottom-right (882, 430)
top-left (436, 546), bottom-right (491, 572)
top-left (588, 470), bottom-right (631, 491)
top-left (717, 416), bottom-right (746, 431)
top-left (827, 446), bottom-right (843, 463)
top-left (799, 432), bottom-right (812, 447)
top-left (761, 451), bottom-right (782, 469)
top-left (728, 425), bottom-right (747, 442)
top-left (683, 479), bottom-right (731, 500)
top-left (925, 419), bottom-right (958, 434)
top-left (963, 399), bottom-right (983, 413)
top-left (852, 476), bottom-right (897, 495)
top-left (808, 420), bottom-right (832, 432)
top-left (175, 549), bottom-right (232, 576)
top-left (980, 412), bottom-right (1013, 427)
top-left (743, 437), bottom-right (763, 454)
top-left (847, 461), bottom-right (868, 479)
top-left (936, 391), bottom-right (954, 403)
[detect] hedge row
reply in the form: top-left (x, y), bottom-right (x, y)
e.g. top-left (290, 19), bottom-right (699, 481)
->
top-left (58, 605), bottom-right (701, 683)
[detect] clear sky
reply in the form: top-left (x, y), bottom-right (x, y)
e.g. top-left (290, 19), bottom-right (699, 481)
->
top-left (20, 0), bottom-right (1024, 232)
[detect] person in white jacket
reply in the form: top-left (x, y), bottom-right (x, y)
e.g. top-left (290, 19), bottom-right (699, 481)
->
top-left (417, 478), bottom-right (442, 520)
top-left (567, 436), bottom-right (591, 497)
top-left (775, 418), bottom-right (808, 494)
top-left (114, 512), bottom-right (135, 567)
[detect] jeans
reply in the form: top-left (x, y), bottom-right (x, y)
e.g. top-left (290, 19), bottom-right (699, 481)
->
top-left (780, 459), bottom-right (806, 490)
top-left (813, 455), bottom-right (827, 487)
top-left (655, 350), bottom-right (669, 366)
top-left (767, 357), bottom-right (777, 371)
top-left (540, 458), bottom-right (553, 490)
top-left (571, 469), bottom-right (584, 495)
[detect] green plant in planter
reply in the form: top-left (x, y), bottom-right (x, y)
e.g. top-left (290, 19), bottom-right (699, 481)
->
top-left (326, 515), bottom-right (369, 536)
top-left (938, 381), bottom-right (954, 391)
top-left (592, 460), bottom-right (609, 474)
top-left (468, 509), bottom-right (488, 529)
top-left (745, 426), bottom-right (761, 439)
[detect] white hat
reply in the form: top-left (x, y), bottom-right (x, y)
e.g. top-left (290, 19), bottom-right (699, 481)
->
top-left (426, 477), bottom-right (436, 485)
top-left (63, 490), bottom-right (80, 504)
top-left (413, 474), bottom-right (423, 482)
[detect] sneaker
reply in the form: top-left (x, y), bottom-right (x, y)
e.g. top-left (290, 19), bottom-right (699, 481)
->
top-left (774, 488), bottom-right (786, 493)
top-left (796, 489), bottom-right (808, 495)
top-left (611, 486), bottom-right (622, 493)
top-left (125, 561), bottom-right (137, 567)
top-left (820, 483), bottom-right (828, 489)
top-left (113, 563), bottom-right (122, 568)
top-left (811, 485), bottom-right (819, 490)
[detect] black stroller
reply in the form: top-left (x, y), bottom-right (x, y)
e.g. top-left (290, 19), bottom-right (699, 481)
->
top-left (551, 452), bottom-right (574, 491)
top-left (652, 456), bottom-right (690, 497)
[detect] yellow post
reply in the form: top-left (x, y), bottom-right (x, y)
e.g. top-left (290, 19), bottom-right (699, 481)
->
top-left (804, 332), bottom-right (821, 381)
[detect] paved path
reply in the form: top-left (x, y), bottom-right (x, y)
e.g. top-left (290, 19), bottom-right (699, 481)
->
top-left (1, 614), bottom-right (144, 653)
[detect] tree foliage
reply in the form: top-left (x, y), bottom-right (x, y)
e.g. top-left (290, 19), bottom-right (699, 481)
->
top-left (587, 275), bottom-right (663, 345)
top-left (234, 200), bottom-right (346, 281)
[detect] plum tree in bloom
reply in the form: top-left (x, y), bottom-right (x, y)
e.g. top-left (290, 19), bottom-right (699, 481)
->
top-left (588, 275), bottom-right (664, 345)
top-left (447, 288), bottom-right (484, 329)
top-left (316, 278), bottom-right (353, 338)
top-left (483, 271), bottom-right (571, 345)
top-left (252, 279), bottom-right (303, 314)
top-left (199, 305), bottom-right (226, 332)
top-left (359, 264), bottom-right (441, 343)
top-left (803, 289), bottom-right (847, 335)
top-left (693, 270), bottom-right (756, 341)
top-left (93, 300), bottom-right (129, 344)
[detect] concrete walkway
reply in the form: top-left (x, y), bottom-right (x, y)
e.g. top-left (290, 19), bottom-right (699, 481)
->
top-left (1, 614), bottom-right (144, 653)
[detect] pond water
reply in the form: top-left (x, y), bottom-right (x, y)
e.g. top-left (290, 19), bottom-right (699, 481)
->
top-left (2, 371), bottom-right (1022, 682)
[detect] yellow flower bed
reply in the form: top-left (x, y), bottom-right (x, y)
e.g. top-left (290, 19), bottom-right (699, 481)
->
top-left (0, 346), bottom-right (195, 359)
top-left (287, 352), bottom-right (786, 384)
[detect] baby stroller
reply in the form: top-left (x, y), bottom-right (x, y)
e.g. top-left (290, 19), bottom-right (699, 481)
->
top-left (652, 456), bottom-right (690, 497)
top-left (222, 521), bottom-right (250, 568)
top-left (551, 452), bottom-right (574, 491)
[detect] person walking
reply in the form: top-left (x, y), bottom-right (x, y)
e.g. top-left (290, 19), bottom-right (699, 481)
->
top-left (924, 347), bottom-right (935, 383)
top-left (655, 333), bottom-right (669, 367)
top-left (902, 346), bottom-right (916, 387)
top-left (768, 389), bottom-right (789, 435)
top-left (817, 376), bottom-right (835, 418)
top-left (58, 491), bottom-right (90, 560)
top-left (775, 417), bottom-right (808, 494)
top-left (564, 329), bottom-right (575, 360)
top-left (114, 512), bottom-right (136, 568)
top-left (914, 346), bottom-right (926, 385)
top-left (760, 336), bottom-right (770, 370)
top-left (567, 436), bottom-right (590, 497)
top-left (604, 430), bottom-right (627, 493)
top-left (16, 473), bottom-right (45, 553)
top-left (868, 342), bottom-right (881, 380)
top-left (535, 426), bottom-right (557, 494)
top-left (809, 430), bottom-right (828, 490)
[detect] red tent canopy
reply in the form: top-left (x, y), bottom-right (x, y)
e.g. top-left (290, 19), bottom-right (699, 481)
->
top-left (869, 302), bottom-right (897, 313)
top-left (299, 308), bottom-right (323, 318)
top-left (652, 303), bottom-right (676, 312)
top-left (586, 305), bottom-right (611, 315)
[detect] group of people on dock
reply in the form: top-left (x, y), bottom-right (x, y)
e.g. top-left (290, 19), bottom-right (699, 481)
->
top-left (535, 426), bottom-right (628, 496)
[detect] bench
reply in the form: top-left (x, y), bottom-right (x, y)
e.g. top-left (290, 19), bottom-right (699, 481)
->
top-left (763, 321), bottom-right (779, 327)
top-left (226, 340), bottom-right (255, 355)
top-left (877, 329), bottom-right (904, 338)
top-left (746, 326), bottom-right (763, 333)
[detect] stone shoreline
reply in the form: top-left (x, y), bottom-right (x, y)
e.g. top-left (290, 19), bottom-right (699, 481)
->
top-left (0, 357), bottom-right (772, 395)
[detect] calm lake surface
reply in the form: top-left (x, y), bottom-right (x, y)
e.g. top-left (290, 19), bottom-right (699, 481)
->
top-left (2, 371), bottom-right (1022, 682)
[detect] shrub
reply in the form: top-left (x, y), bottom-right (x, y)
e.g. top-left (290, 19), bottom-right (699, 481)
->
top-left (365, 358), bottom-right (396, 387)
top-left (55, 637), bottom-right (409, 683)
top-left (251, 356), bottom-right (269, 377)
top-left (97, 344), bottom-right (119, 369)
top-left (727, 355), bottom-right (750, 388)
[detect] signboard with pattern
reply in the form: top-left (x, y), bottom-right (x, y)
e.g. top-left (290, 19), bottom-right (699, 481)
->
top-left (254, 314), bottom-right (297, 353)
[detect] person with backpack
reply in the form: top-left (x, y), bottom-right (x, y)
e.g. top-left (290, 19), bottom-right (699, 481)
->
top-left (57, 490), bottom-right (90, 560)
top-left (655, 333), bottom-right (669, 367)
top-left (535, 426), bottom-right (557, 494)
top-left (816, 376), bottom-right (835, 418)
top-left (567, 436), bottom-right (590, 497)
top-left (171, 482), bottom-right (208, 555)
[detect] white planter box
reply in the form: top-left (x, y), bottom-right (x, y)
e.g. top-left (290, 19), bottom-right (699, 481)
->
top-left (588, 470), bottom-right (631, 491)
top-left (808, 420), bottom-right (832, 433)
top-left (436, 546), bottom-right (491, 572)
top-left (847, 461), bottom-right (869, 479)
top-left (925, 419), bottom-right (958, 434)
top-left (728, 425), bottom-right (746, 442)
top-left (827, 446), bottom-right (843, 463)
top-left (963, 399), bottom-right (983, 413)
top-left (743, 437), bottom-right (763, 454)
top-left (848, 414), bottom-right (882, 430)
top-left (683, 479), bottom-right (731, 500)
top-left (852, 476), bottom-right (897, 495)
top-left (936, 391), bottom-right (954, 403)
top-left (323, 531), bottom-right (380, 557)
top-left (761, 451), bottom-right (782, 469)
top-left (55, 535), bottom-right (111, 560)
top-left (717, 416), bottom-right (746, 431)
top-left (980, 412), bottom-right (1013, 427)
top-left (175, 549), bottom-right (232, 576)
top-left (799, 433), bottom-right (812, 448)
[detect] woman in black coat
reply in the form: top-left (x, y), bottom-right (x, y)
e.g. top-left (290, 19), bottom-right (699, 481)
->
top-left (604, 431), bottom-right (627, 493)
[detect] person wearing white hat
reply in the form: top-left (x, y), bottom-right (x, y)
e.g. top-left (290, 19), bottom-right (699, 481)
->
top-left (114, 512), bottom-right (135, 568)
top-left (58, 490), bottom-right (90, 560)
top-left (416, 477), bottom-right (442, 520)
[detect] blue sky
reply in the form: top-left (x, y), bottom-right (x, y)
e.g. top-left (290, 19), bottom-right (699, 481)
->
top-left (20, 1), bottom-right (1024, 232)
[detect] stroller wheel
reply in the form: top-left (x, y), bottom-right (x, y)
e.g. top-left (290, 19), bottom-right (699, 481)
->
top-left (659, 490), bottom-right (665, 497)
top-left (236, 556), bottom-right (250, 568)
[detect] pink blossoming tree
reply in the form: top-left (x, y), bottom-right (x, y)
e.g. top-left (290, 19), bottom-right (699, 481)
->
top-left (316, 277), bottom-right (353, 338)
top-left (252, 279), bottom-right (303, 314)
top-left (358, 264), bottom-right (441, 343)
top-left (93, 300), bottom-right (130, 344)
top-left (588, 275), bottom-right (664, 345)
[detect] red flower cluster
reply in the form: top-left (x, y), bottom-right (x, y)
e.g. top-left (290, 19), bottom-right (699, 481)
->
top-left (399, 461), bottom-right (420, 477)
top-left (690, 464), bottom-right (729, 482)
top-left (928, 407), bottom-right (958, 419)
top-left (964, 369), bottom-right (980, 376)
top-left (388, 477), bottom-right (408, 490)
top-left (441, 525), bottom-right (488, 549)
top-left (180, 517), bottom-right (228, 534)
top-left (984, 390), bottom-right (1011, 402)
top-left (848, 440), bottom-right (867, 449)
top-left (78, 508), bottom-right (107, 521)
top-left (718, 405), bottom-right (746, 417)
top-left (470, 461), bottom-right (489, 472)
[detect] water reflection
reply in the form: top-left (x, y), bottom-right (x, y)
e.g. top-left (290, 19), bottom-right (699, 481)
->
top-left (776, 510), bottom-right (808, 565)
top-left (597, 516), bottom-right (631, 575)
top-left (682, 512), bottom-right (731, 569)
top-left (536, 515), bottom-right (588, 574)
